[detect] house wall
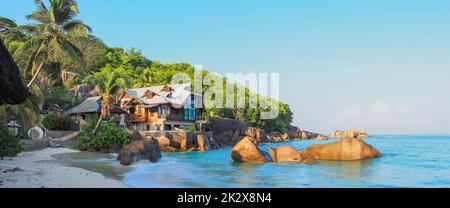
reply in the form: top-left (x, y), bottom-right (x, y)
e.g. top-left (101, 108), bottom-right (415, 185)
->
top-left (118, 89), bottom-right (207, 132)
top-left (147, 109), bottom-right (159, 124)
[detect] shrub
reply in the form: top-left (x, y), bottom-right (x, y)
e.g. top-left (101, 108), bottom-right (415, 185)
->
top-left (74, 120), bottom-right (132, 151)
top-left (43, 112), bottom-right (72, 131)
top-left (0, 128), bottom-right (23, 159)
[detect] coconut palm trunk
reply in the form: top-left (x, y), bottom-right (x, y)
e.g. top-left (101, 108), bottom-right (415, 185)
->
top-left (92, 93), bottom-right (111, 134)
top-left (27, 55), bottom-right (48, 88)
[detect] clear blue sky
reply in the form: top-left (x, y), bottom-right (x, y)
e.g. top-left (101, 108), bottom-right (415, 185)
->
top-left (2, 0), bottom-right (450, 134)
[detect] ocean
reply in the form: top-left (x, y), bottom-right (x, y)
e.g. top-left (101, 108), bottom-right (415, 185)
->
top-left (57, 135), bottom-right (450, 188)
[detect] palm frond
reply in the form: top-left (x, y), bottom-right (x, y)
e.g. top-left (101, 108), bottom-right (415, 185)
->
top-left (62, 20), bottom-right (92, 34)
top-left (0, 16), bottom-right (17, 32)
top-left (60, 39), bottom-right (83, 60)
top-left (26, 0), bottom-right (52, 25)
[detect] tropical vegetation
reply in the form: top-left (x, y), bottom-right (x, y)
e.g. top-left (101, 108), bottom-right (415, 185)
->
top-left (0, 0), bottom-right (293, 135)
top-left (42, 112), bottom-right (71, 130)
top-left (0, 128), bottom-right (23, 159)
top-left (74, 119), bottom-right (132, 151)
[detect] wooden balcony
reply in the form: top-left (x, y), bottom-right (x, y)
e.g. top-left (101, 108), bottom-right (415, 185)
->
top-left (166, 114), bottom-right (184, 121)
top-left (165, 115), bottom-right (208, 122)
top-left (196, 115), bottom-right (208, 121)
top-left (129, 114), bottom-right (146, 122)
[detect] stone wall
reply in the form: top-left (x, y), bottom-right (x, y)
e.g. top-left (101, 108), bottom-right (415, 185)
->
top-left (136, 131), bottom-right (213, 152)
top-left (46, 130), bottom-right (79, 139)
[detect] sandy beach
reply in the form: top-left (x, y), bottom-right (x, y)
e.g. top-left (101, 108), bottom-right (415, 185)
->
top-left (0, 148), bottom-right (128, 188)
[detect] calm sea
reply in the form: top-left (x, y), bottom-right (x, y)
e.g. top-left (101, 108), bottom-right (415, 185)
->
top-left (58, 135), bottom-right (450, 188)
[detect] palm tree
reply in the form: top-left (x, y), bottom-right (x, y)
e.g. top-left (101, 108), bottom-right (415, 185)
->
top-left (83, 69), bottom-right (129, 134)
top-left (0, 17), bottom-right (19, 40)
top-left (133, 67), bottom-right (153, 88)
top-left (21, 0), bottom-right (91, 88)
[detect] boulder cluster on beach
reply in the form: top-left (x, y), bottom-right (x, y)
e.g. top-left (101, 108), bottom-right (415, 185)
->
top-left (116, 118), bottom-right (380, 166)
top-left (230, 137), bottom-right (382, 164)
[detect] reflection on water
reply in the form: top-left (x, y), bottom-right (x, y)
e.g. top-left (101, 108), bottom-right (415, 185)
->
top-left (320, 159), bottom-right (373, 179)
top-left (51, 135), bottom-right (450, 188)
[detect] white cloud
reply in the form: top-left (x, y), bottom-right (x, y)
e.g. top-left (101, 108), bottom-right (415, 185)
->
top-left (328, 100), bottom-right (414, 132)
top-left (371, 100), bottom-right (392, 117)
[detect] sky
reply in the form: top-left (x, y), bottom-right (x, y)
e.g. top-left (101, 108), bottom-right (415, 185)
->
top-left (2, 0), bottom-right (450, 134)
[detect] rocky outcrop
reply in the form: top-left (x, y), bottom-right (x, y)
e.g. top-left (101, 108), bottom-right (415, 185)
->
top-left (298, 131), bottom-right (328, 141)
top-left (329, 129), bottom-right (369, 139)
top-left (209, 118), bottom-right (251, 148)
top-left (303, 138), bottom-right (382, 161)
top-left (141, 131), bottom-right (212, 152)
top-left (357, 129), bottom-right (369, 138)
top-left (210, 118), bottom-right (328, 149)
top-left (287, 126), bottom-right (302, 140)
top-left (268, 132), bottom-right (289, 142)
top-left (230, 136), bottom-right (271, 163)
top-left (117, 136), bottom-right (162, 166)
top-left (242, 127), bottom-right (271, 144)
top-left (197, 133), bottom-right (210, 152)
top-left (0, 39), bottom-right (29, 106)
top-left (269, 146), bottom-right (303, 162)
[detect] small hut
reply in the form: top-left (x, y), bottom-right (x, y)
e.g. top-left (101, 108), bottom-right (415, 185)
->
top-left (66, 96), bottom-right (128, 126)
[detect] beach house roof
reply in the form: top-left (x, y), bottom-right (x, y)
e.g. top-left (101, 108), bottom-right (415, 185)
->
top-left (66, 96), bottom-right (127, 115)
top-left (119, 83), bottom-right (203, 108)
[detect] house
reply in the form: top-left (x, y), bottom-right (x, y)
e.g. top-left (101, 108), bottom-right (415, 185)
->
top-left (116, 83), bottom-right (208, 132)
top-left (66, 96), bottom-right (128, 126)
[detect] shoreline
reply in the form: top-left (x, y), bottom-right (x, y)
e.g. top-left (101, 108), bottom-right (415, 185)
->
top-left (0, 148), bottom-right (129, 188)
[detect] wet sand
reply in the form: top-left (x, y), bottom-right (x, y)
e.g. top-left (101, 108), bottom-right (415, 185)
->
top-left (0, 148), bottom-right (129, 188)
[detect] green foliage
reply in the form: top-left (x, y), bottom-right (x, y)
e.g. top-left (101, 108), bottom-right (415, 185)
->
top-left (0, 128), bottom-right (23, 159)
top-left (43, 112), bottom-right (72, 130)
top-left (1, 0), bottom-right (296, 137)
top-left (62, 35), bottom-right (109, 74)
top-left (83, 65), bottom-right (130, 95)
top-left (187, 126), bottom-right (196, 133)
top-left (74, 120), bottom-right (132, 151)
top-left (44, 87), bottom-right (82, 110)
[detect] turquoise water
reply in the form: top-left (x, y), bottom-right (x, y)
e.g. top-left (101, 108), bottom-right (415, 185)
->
top-left (120, 135), bottom-right (450, 188)
top-left (60, 135), bottom-right (450, 187)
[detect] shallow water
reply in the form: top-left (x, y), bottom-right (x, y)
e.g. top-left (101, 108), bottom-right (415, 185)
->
top-left (52, 151), bottom-right (130, 180)
top-left (55, 135), bottom-right (450, 188)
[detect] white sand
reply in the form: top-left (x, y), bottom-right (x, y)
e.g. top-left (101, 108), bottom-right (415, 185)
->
top-left (0, 148), bottom-right (128, 188)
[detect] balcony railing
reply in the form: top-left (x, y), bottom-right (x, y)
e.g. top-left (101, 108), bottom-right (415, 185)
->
top-left (196, 116), bottom-right (208, 121)
top-left (166, 114), bottom-right (184, 121)
top-left (129, 114), bottom-right (208, 122)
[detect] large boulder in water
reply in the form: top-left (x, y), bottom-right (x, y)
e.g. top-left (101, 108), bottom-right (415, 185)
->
top-left (269, 146), bottom-right (303, 162)
top-left (230, 136), bottom-right (270, 163)
top-left (117, 136), bottom-right (162, 166)
top-left (303, 138), bottom-right (382, 161)
top-left (302, 158), bottom-right (317, 165)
